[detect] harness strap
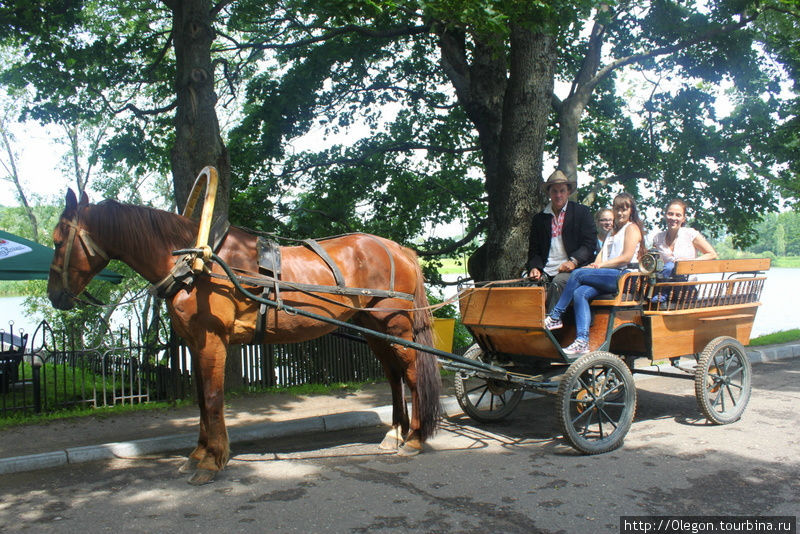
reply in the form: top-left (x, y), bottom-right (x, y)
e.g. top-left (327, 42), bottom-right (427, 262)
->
top-left (78, 229), bottom-right (109, 260)
top-left (254, 236), bottom-right (284, 341)
top-left (303, 238), bottom-right (345, 287)
top-left (203, 271), bottom-right (456, 314)
top-left (149, 217), bottom-right (230, 299)
top-left (362, 234), bottom-right (396, 292)
top-left (217, 271), bottom-right (414, 301)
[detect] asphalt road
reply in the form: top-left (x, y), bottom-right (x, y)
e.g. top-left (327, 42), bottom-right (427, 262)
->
top-left (1, 358), bottom-right (798, 534)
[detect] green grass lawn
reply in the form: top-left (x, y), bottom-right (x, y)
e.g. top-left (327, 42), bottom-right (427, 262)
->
top-left (748, 329), bottom-right (800, 347)
top-left (436, 257), bottom-right (470, 275)
top-left (773, 257), bottom-right (800, 268)
top-left (0, 379), bottom-right (375, 429)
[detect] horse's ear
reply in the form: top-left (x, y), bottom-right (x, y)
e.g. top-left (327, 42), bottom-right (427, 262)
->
top-left (79, 190), bottom-right (90, 207)
top-left (65, 189), bottom-right (78, 212)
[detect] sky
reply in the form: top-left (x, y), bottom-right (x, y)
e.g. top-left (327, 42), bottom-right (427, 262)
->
top-left (0, 121), bottom-right (68, 207)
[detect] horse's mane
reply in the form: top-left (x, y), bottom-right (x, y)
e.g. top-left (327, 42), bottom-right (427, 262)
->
top-left (83, 200), bottom-right (198, 258)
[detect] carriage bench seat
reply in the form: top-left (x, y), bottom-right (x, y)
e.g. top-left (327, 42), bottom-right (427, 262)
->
top-left (590, 272), bottom-right (650, 306)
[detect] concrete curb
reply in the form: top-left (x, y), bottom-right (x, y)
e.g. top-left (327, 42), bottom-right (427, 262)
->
top-left (746, 343), bottom-right (800, 363)
top-left (0, 397), bottom-right (463, 476)
top-left (2, 348), bottom-right (796, 477)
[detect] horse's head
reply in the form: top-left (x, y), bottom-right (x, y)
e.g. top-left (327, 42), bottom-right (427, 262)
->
top-left (48, 189), bottom-right (111, 310)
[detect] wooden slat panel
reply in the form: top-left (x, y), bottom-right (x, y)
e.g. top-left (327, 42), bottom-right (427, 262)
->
top-left (674, 258), bottom-right (771, 275)
top-left (648, 306), bottom-right (757, 359)
top-left (470, 327), bottom-right (564, 359)
top-left (698, 314), bottom-right (755, 322)
top-left (645, 302), bottom-right (761, 316)
top-left (459, 287), bottom-right (546, 329)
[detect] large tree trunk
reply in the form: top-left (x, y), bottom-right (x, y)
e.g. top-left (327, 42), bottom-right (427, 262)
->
top-left (441, 26), bottom-right (556, 280)
top-left (170, 0), bottom-right (231, 216)
top-left (170, 0), bottom-right (239, 388)
top-left (484, 26), bottom-right (554, 280)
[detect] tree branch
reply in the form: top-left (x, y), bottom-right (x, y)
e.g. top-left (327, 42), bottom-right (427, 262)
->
top-left (414, 219), bottom-right (487, 257)
top-left (582, 171), bottom-right (648, 206)
top-left (229, 23), bottom-right (432, 52)
top-left (283, 142), bottom-right (479, 177)
top-left (210, 0), bottom-right (234, 17)
top-left (586, 13), bottom-right (759, 92)
top-left (93, 89), bottom-right (178, 118)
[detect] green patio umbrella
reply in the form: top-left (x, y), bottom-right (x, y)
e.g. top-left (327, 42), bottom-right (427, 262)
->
top-left (0, 229), bottom-right (122, 283)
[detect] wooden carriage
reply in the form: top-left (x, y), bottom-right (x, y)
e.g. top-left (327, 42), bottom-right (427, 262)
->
top-left (452, 258), bottom-right (770, 454)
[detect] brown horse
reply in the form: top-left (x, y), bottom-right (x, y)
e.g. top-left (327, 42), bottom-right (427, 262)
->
top-left (47, 190), bottom-right (441, 484)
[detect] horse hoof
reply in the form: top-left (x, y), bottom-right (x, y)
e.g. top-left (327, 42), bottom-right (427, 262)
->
top-left (188, 468), bottom-right (218, 486)
top-left (397, 443), bottom-right (422, 457)
top-left (379, 432), bottom-right (402, 451)
top-left (178, 458), bottom-right (200, 474)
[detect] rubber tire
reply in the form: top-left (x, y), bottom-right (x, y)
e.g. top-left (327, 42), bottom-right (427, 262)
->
top-left (694, 336), bottom-right (751, 424)
top-left (454, 344), bottom-right (523, 423)
top-left (556, 351), bottom-right (636, 454)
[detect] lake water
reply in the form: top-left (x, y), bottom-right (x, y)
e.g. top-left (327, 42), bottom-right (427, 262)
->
top-left (748, 267), bottom-right (799, 337)
top-left (1, 268), bottom-right (798, 340)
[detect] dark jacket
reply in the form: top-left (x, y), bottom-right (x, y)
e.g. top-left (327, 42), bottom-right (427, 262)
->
top-left (526, 200), bottom-right (597, 272)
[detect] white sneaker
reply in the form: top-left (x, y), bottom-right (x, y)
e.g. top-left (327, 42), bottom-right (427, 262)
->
top-left (544, 316), bottom-right (563, 330)
top-left (563, 338), bottom-right (589, 355)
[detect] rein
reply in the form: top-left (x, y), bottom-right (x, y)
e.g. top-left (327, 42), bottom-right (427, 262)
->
top-left (204, 269), bottom-right (459, 314)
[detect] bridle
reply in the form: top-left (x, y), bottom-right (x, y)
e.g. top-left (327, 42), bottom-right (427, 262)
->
top-left (50, 216), bottom-right (109, 298)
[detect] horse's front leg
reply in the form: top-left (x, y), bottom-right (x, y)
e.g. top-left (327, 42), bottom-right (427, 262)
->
top-left (187, 340), bottom-right (230, 485)
top-left (179, 352), bottom-right (209, 474)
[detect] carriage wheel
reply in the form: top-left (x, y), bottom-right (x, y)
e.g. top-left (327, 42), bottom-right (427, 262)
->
top-left (694, 336), bottom-right (751, 424)
top-left (556, 351), bottom-right (636, 454)
top-left (454, 344), bottom-right (523, 423)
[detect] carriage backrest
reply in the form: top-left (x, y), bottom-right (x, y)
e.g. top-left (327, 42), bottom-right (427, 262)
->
top-left (673, 258), bottom-right (771, 276)
top-left (647, 258), bottom-right (770, 313)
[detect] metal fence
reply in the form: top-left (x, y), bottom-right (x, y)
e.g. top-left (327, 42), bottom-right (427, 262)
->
top-left (0, 320), bottom-right (384, 418)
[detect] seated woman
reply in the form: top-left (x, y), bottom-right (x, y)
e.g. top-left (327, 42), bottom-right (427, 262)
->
top-left (650, 198), bottom-right (717, 302)
top-left (595, 208), bottom-right (613, 252)
top-left (544, 192), bottom-right (646, 355)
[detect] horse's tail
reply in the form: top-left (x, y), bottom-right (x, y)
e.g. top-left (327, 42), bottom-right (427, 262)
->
top-left (405, 248), bottom-right (442, 441)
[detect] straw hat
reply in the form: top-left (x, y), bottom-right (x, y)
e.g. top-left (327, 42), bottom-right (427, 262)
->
top-left (543, 170), bottom-right (576, 194)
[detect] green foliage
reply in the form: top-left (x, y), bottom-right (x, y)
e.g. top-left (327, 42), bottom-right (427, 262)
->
top-left (0, 205), bottom-right (60, 243)
top-left (0, 399), bottom-right (192, 430)
top-left (0, 0), bottom-right (797, 286)
top-left (4, 358), bottom-right (151, 415)
top-left (739, 211), bottom-right (800, 256)
top-left (749, 328), bottom-right (800, 346)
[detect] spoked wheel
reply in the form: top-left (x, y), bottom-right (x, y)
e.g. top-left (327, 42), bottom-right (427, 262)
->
top-left (556, 351), bottom-right (636, 454)
top-left (454, 344), bottom-right (523, 423)
top-left (694, 336), bottom-right (751, 424)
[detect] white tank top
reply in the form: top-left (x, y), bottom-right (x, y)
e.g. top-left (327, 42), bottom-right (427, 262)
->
top-left (602, 222), bottom-right (640, 266)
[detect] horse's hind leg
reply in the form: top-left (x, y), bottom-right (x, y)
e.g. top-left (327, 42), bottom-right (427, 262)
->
top-left (364, 337), bottom-right (409, 450)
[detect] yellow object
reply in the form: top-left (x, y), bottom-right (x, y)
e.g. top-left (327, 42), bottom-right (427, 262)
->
top-left (433, 318), bottom-right (455, 353)
top-left (182, 166), bottom-right (219, 273)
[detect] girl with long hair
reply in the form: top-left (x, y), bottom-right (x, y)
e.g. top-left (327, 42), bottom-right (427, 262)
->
top-left (544, 192), bottom-right (646, 354)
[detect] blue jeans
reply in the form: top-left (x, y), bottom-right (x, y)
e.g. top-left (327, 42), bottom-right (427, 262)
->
top-left (550, 267), bottom-right (623, 341)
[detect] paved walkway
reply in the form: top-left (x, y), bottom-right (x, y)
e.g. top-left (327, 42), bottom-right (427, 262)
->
top-left (1, 342), bottom-right (798, 476)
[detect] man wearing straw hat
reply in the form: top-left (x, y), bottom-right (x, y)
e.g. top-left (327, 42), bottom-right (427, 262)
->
top-left (525, 170), bottom-right (597, 312)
